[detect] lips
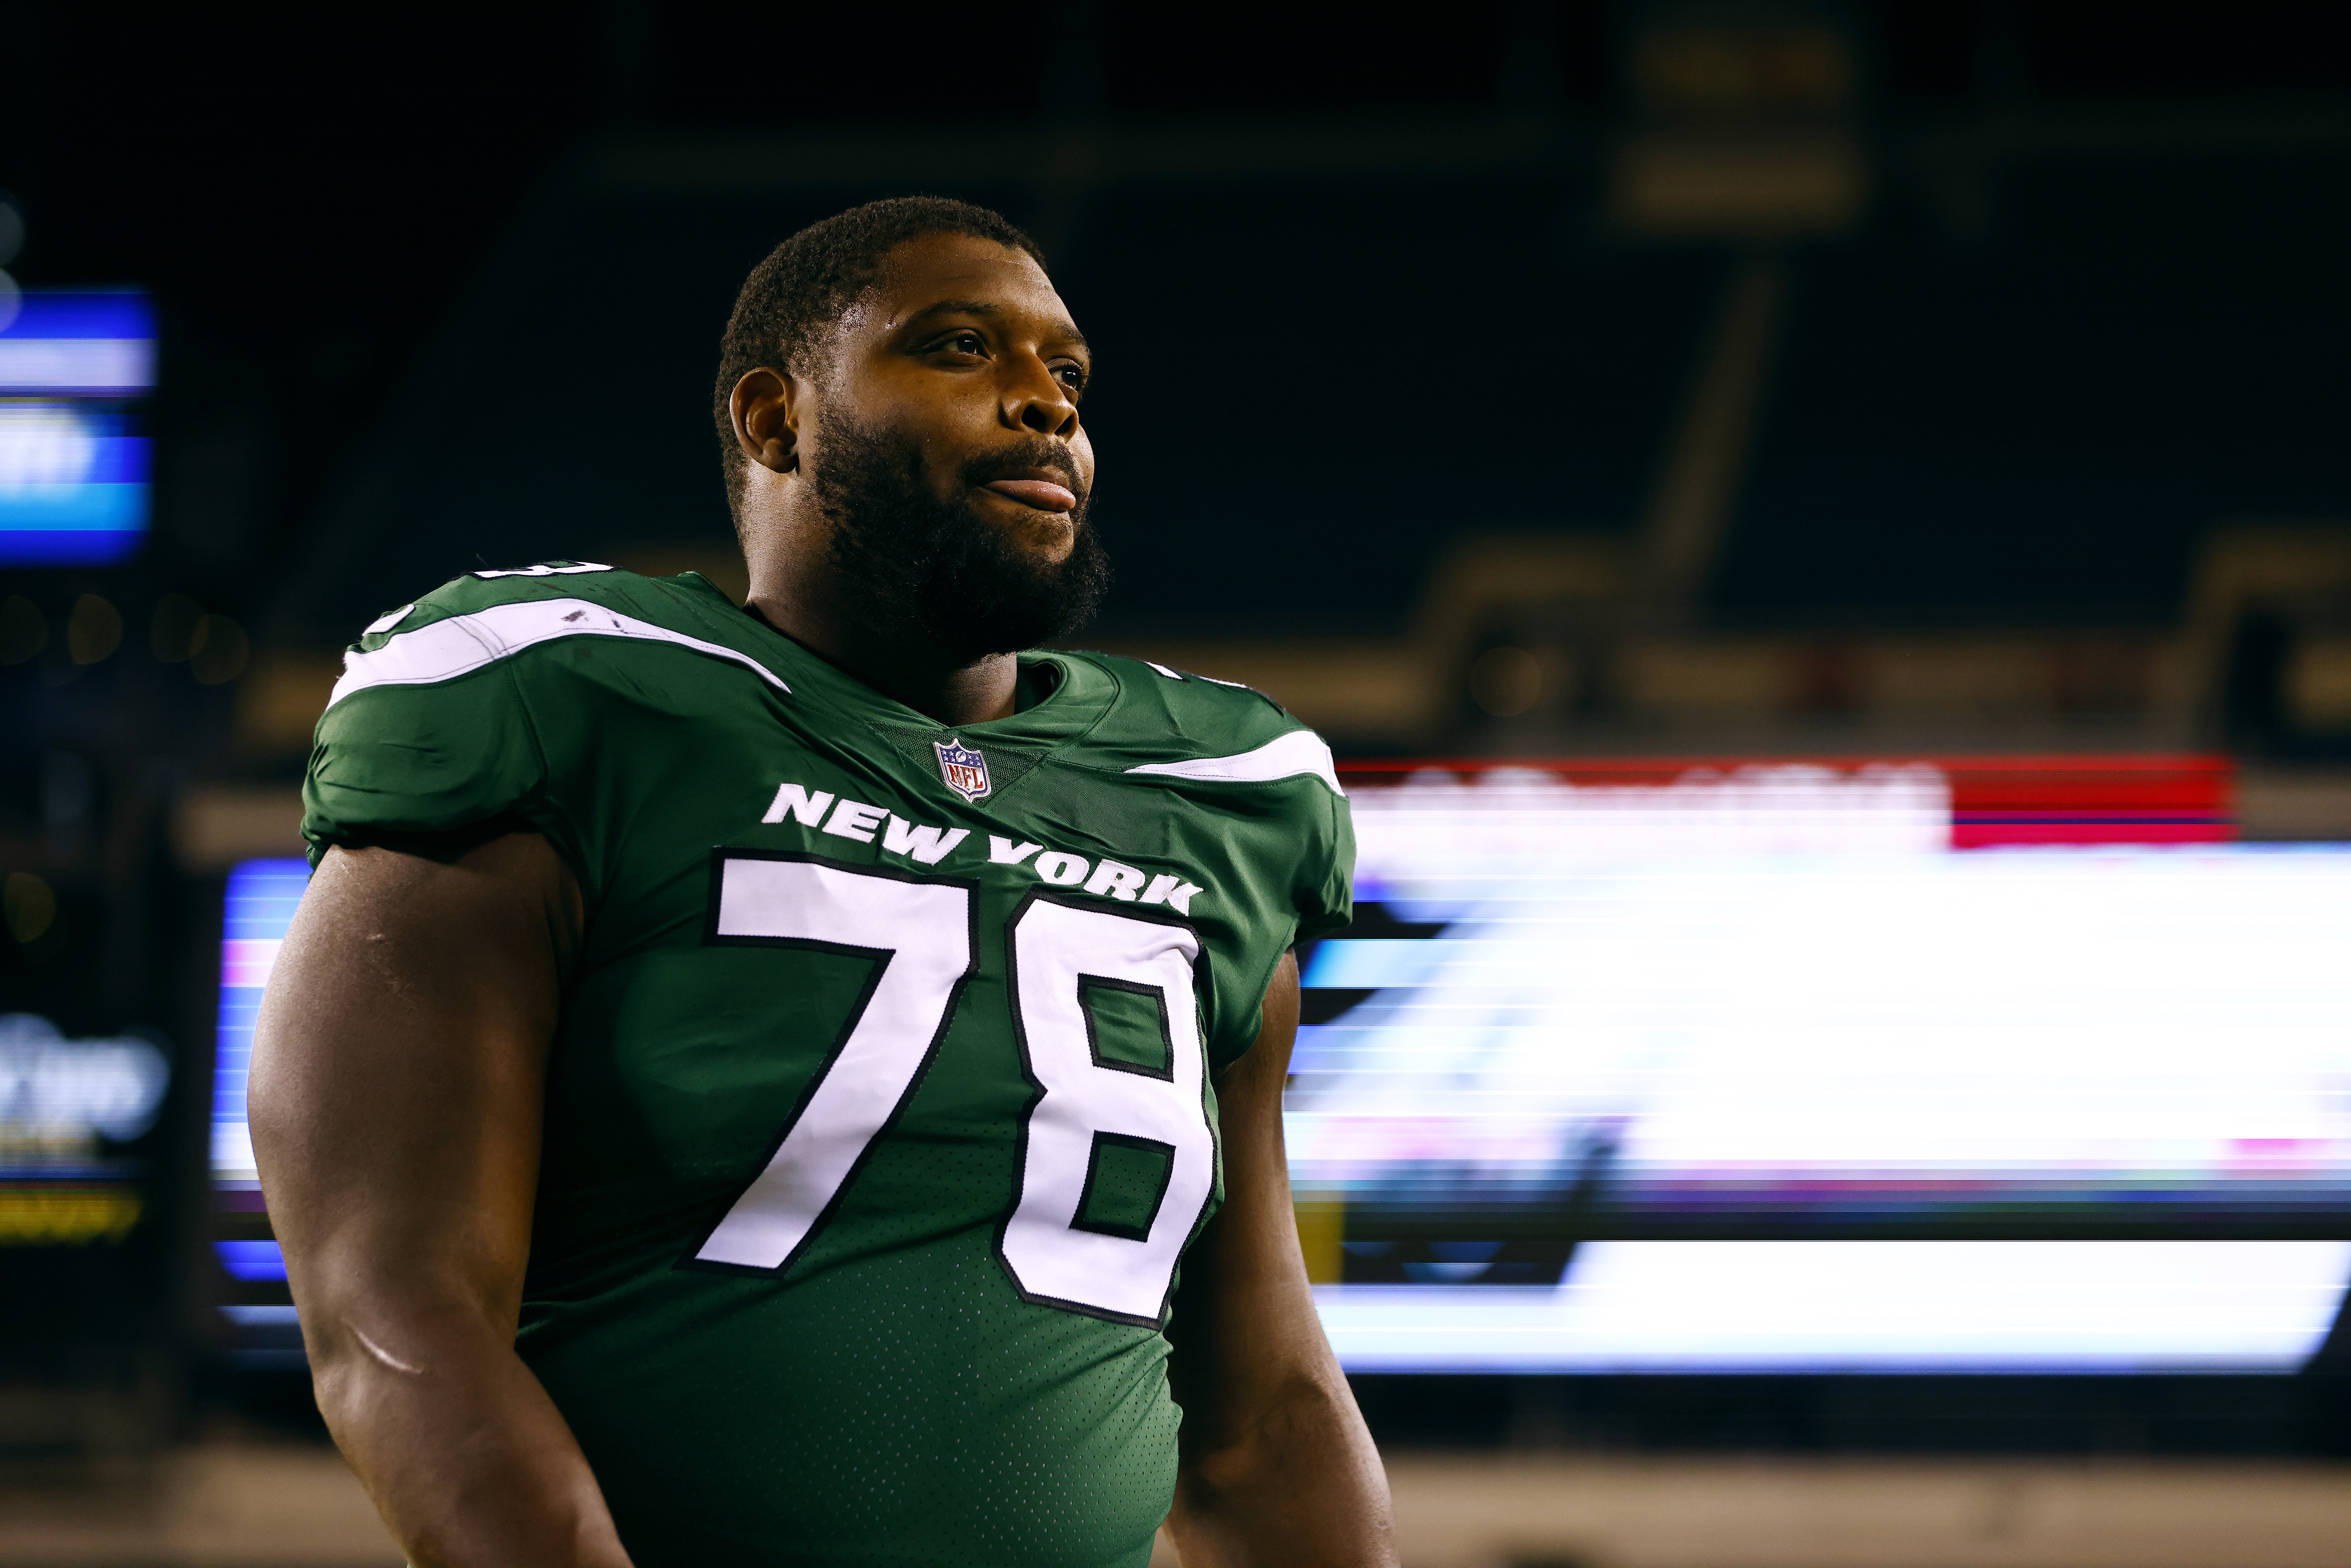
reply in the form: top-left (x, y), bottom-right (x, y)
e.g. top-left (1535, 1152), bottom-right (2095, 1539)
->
top-left (982, 478), bottom-right (1078, 513)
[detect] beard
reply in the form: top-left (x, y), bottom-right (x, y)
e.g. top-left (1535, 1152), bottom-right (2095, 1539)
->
top-left (813, 407), bottom-right (1112, 664)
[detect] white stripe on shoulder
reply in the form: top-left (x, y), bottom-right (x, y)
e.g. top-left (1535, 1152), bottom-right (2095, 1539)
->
top-left (1124, 730), bottom-right (1343, 796)
top-left (328, 597), bottom-right (788, 710)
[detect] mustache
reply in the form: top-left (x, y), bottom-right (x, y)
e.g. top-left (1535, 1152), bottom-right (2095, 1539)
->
top-left (960, 438), bottom-right (1086, 507)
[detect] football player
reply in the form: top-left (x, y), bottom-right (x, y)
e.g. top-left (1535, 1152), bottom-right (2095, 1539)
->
top-left (251, 197), bottom-right (1396, 1567)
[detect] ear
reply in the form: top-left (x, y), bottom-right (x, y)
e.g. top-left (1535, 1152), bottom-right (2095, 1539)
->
top-left (730, 368), bottom-right (803, 475)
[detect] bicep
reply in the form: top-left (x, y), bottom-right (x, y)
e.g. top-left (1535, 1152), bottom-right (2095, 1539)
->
top-left (250, 831), bottom-right (580, 1333)
top-left (1214, 952), bottom-right (1302, 1243)
top-left (1168, 952), bottom-right (1324, 1408)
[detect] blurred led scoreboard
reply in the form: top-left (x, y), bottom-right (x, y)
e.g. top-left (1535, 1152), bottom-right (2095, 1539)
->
top-left (212, 757), bottom-right (2351, 1373)
top-left (1297, 755), bottom-right (2351, 1372)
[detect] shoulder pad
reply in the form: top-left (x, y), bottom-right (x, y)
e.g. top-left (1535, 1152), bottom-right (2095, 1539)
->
top-left (1066, 651), bottom-right (1343, 797)
top-left (330, 565), bottom-right (781, 713)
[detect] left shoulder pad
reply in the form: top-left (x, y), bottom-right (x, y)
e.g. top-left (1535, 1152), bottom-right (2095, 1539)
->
top-left (1123, 729), bottom-right (1343, 797)
top-left (1069, 652), bottom-right (1342, 796)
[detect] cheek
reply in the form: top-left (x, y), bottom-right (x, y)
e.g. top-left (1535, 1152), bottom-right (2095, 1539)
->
top-left (852, 383), bottom-right (987, 492)
top-left (900, 424), bottom-right (978, 502)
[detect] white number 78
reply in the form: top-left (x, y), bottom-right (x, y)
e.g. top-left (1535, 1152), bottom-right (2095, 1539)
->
top-left (692, 853), bottom-right (1215, 1326)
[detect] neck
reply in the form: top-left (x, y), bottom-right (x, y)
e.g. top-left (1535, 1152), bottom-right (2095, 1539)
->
top-left (746, 559), bottom-right (1018, 729)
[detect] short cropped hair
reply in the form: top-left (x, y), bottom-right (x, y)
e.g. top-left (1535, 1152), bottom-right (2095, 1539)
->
top-left (712, 196), bottom-right (1045, 521)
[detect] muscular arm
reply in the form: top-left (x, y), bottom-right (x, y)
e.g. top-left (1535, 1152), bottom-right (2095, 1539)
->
top-left (248, 833), bottom-right (631, 1568)
top-left (1165, 951), bottom-right (1398, 1567)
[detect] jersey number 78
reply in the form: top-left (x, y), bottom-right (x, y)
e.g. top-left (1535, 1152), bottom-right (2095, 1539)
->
top-left (688, 851), bottom-right (1216, 1327)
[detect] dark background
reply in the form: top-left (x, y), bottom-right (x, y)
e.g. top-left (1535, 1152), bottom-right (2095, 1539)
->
top-left (5, 1), bottom-right (2346, 636)
top-left (4, 0), bottom-right (2350, 1467)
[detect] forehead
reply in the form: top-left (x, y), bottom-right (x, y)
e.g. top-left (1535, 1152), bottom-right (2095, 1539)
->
top-left (845, 232), bottom-right (1077, 339)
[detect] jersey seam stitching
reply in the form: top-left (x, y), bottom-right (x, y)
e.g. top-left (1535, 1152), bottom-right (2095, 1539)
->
top-left (503, 652), bottom-right (592, 902)
top-left (662, 572), bottom-right (764, 648)
top-left (1047, 649), bottom-right (1125, 753)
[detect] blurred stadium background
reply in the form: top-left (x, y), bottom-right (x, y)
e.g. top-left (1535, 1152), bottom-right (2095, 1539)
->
top-left (6, 2), bottom-right (2351, 1564)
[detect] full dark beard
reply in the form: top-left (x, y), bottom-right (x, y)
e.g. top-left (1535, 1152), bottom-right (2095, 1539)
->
top-left (814, 409), bottom-right (1112, 664)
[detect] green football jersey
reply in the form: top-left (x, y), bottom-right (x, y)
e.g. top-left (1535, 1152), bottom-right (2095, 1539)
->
top-left (298, 564), bottom-right (1353, 1568)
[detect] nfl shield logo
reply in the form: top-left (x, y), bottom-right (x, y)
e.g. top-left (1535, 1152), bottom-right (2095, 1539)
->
top-left (934, 737), bottom-right (991, 802)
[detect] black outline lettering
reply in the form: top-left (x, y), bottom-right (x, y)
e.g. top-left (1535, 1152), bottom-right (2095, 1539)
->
top-left (680, 847), bottom-right (981, 1280)
top-left (1076, 974), bottom-right (1176, 1082)
top-left (995, 889), bottom-right (1219, 1330)
top-left (1069, 1131), bottom-right (1178, 1243)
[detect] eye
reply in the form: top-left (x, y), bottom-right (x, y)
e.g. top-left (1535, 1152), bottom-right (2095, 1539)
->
top-left (944, 331), bottom-right (986, 357)
top-left (1052, 361), bottom-right (1088, 394)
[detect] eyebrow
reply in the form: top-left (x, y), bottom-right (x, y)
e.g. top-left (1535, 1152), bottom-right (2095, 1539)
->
top-left (903, 299), bottom-right (1089, 353)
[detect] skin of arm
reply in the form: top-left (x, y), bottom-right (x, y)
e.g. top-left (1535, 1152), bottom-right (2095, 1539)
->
top-left (1165, 951), bottom-right (1400, 1567)
top-left (248, 831), bottom-right (631, 1568)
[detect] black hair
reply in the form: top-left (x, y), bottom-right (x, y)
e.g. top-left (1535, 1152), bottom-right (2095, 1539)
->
top-left (712, 196), bottom-right (1045, 522)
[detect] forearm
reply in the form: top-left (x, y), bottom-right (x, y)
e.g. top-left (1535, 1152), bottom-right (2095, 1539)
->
top-left (304, 1285), bottom-right (631, 1568)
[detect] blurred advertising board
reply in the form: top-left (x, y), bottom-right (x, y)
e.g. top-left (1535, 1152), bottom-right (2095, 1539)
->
top-left (0, 1012), bottom-right (168, 1246)
top-left (0, 290), bottom-right (154, 566)
top-left (1300, 755), bottom-right (2351, 1371)
top-left (209, 859), bottom-right (306, 1364)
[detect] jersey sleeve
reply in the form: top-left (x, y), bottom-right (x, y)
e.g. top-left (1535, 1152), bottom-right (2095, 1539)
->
top-left (301, 597), bottom-right (571, 873)
top-left (302, 660), bottom-right (561, 868)
top-left (1295, 782), bottom-right (1356, 945)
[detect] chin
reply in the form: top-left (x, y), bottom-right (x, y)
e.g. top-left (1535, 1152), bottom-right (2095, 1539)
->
top-left (1004, 516), bottom-right (1078, 563)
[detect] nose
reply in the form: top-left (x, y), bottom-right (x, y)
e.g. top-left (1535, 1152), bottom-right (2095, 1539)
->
top-left (1003, 355), bottom-right (1080, 440)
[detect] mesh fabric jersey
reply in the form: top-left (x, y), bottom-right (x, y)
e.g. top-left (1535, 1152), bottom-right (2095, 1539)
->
top-left (298, 566), bottom-right (1354, 1568)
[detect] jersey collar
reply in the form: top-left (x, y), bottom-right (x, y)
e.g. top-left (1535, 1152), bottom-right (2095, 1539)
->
top-left (707, 578), bottom-right (1119, 750)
